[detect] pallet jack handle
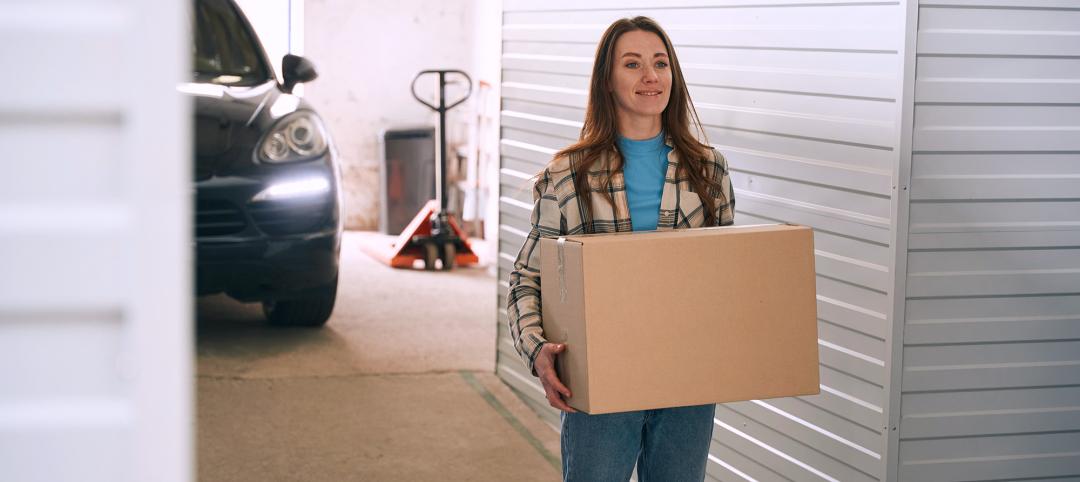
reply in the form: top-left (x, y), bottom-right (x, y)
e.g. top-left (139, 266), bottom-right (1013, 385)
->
top-left (410, 69), bottom-right (473, 113)
top-left (409, 70), bottom-right (472, 216)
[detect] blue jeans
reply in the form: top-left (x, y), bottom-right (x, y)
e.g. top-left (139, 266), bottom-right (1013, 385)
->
top-left (560, 404), bottom-right (716, 482)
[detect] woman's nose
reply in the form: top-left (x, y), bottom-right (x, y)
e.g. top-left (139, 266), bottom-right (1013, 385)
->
top-left (643, 67), bottom-right (659, 83)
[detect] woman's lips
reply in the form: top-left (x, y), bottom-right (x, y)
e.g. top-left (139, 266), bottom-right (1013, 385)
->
top-left (636, 90), bottom-right (663, 96)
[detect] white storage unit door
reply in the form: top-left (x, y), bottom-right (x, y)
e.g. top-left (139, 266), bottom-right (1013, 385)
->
top-left (896, 1), bottom-right (1080, 480)
top-left (0, 1), bottom-right (192, 481)
top-left (496, 1), bottom-right (911, 480)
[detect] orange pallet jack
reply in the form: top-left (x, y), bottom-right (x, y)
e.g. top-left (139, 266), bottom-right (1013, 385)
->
top-left (363, 199), bottom-right (478, 269)
top-left (364, 70), bottom-right (478, 270)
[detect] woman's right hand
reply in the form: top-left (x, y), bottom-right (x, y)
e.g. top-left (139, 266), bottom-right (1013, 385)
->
top-left (534, 343), bottom-right (578, 413)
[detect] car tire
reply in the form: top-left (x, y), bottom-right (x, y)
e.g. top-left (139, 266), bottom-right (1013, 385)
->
top-left (263, 275), bottom-right (338, 327)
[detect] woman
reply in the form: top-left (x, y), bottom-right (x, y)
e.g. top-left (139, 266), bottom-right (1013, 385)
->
top-left (506, 16), bottom-right (735, 481)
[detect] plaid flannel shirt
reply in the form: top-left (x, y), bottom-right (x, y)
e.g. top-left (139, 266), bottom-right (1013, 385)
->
top-left (506, 140), bottom-right (735, 376)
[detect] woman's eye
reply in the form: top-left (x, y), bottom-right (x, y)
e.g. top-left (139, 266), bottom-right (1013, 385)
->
top-left (656, 61), bottom-right (669, 68)
top-left (625, 62), bottom-right (639, 68)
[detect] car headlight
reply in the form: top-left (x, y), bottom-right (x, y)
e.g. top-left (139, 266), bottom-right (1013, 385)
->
top-left (252, 176), bottom-right (331, 202)
top-left (258, 112), bottom-right (329, 163)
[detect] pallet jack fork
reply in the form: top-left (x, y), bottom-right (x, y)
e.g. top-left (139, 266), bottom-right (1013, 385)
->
top-left (362, 199), bottom-right (479, 269)
top-left (366, 69), bottom-right (478, 271)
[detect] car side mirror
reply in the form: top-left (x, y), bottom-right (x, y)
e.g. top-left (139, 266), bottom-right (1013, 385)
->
top-left (282, 54), bottom-right (318, 94)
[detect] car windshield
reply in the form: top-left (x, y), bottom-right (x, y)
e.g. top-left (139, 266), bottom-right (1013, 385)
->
top-left (192, 0), bottom-right (272, 86)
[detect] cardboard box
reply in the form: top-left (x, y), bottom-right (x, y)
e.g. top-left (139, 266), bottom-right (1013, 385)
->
top-left (539, 224), bottom-right (820, 414)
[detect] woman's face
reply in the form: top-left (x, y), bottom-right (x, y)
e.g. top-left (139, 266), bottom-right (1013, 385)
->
top-left (608, 30), bottom-right (672, 125)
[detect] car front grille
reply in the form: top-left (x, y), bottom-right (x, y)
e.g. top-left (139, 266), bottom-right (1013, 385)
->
top-left (196, 199), bottom-right (246, 237)
top-left (248, 196), bottom-right (332, 236)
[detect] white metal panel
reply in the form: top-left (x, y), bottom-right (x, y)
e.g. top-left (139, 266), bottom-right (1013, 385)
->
top-left (917, 4), bottom-right (1080, 56)
top-left (900, 433), bottom-right (1080, 481)
top-left (0, 0), bottom-right (191, 481)
top-left (3, 122), bottom-right (125, 203)
top-left (0, 229), bottom-right (128, 310)
top-left (707, 437), bottom-right (789, 482)
top-left (915, 57), bottom-right (1080, 104)
top-left (898, 1), bottom-right (1080, 480)
top-left (900, 385), bottom-right (1080, 438)
top-left (905, 295), bottom-right (1080, 345)
top-left (914, 105), bottom-right (1080, 152)
top-left (0, 3), bottom-right (128, 114)
top-left (127, 0), bottom-right (193, 478)
top-left (911, 153), bottom-right (1080, 200)
top-left (0, 317), bottom-right (125, 400)
top-left (497, 2), bottom-right (907, 480)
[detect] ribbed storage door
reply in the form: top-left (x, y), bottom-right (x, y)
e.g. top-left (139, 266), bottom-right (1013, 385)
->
top-left (496, 1), bottom-right (910, 480)
top-left (896, 2), bottom-right (1080, 480)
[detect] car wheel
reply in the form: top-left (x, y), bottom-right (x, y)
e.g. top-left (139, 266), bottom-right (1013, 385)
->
top-left (263, 276), bottom-right (338, 327)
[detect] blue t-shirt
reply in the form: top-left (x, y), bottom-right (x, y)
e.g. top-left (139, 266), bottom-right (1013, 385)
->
top-left (617, 132), bottom-right (672, 231)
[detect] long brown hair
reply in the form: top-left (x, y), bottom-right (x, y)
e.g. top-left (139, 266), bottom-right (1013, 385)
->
top-left (551, 16), bottom-right (722, 226)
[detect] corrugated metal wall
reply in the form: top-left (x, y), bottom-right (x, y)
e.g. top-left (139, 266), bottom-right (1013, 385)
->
top-left (896, 1), bottom-right (1080, 480)
top-left (496, 1), bottom-right (909, 479)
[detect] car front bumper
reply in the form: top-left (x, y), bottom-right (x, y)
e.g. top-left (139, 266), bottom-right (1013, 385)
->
top-left (196, 229), bottom-right (338, 302)
top-left (194, 156), bottom-right (342, 302)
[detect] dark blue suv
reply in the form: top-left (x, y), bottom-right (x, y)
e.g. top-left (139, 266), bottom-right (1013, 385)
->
top-left (188, 0), bottom-right (342, 326)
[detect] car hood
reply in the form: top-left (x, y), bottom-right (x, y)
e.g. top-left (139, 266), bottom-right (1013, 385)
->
top-left (182, 80), bottom-right (303, 180)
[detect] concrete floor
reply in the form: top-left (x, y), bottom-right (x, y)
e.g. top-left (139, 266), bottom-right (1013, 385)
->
top-left (197, 231), bottom-right (561, 481)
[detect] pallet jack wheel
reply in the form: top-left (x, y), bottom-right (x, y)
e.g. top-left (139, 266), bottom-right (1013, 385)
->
top-left (440, 242), bottom-right (456, 271)
top-left (423, 242), bottom-right (438, 270)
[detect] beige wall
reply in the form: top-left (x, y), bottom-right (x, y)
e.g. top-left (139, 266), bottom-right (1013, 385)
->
top-left (304, 0), bottom-right (492, 230)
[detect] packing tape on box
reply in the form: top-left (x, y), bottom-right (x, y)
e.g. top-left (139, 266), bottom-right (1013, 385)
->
top-left (557, 237), bottom-right (567, 303)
